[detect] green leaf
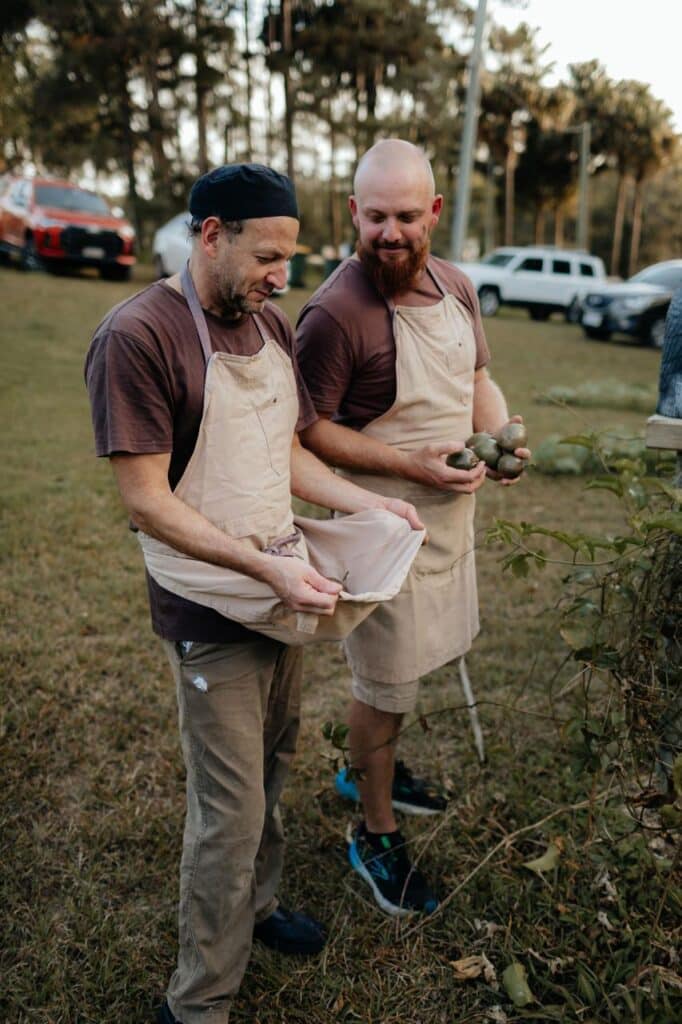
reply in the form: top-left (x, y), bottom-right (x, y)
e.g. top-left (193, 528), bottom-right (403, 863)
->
top-left (523, 842), bottom-right (562, 874)
top-left (648, 480), bottom-right (682, 503)
top-left (638, 512), bottom-right (682, 537)
top-left (560, 434), bottom-right (597, 449)
top-left (502, 962), bottom-right (535, 1007)
top-left (560, 623), bottom-right (597, 650)
top-left (505, 553), bottom-right (530, 578)
top-left (584, 477), bottom-right (624, 497)
top-left (577, 967), bottom-right (597, 1005)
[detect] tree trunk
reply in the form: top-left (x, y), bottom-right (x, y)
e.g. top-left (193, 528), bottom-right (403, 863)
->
top-left (328, 110), bottom-right (341, 252)
top-left (534, 204), bottom-right (546, 245)
top-left (504, 144), bottom-right (516, 246)
top-left (628, 178), bottom-right (644, 278)
top-left (554, 205), bottom-right (565, 247)
top-left (117, 66), bottom-right (141, 240)
top-left (243, 0), bottom-right (253, 161)
top-left (484, 158), bottom-right (496, 252)
top-left (195, 0), bottom-right (209, 174)
top-left (279, 0), bottom-right (295, 179)
top-left (610, 171), bottom-right (628, 277)
top-left (144, 55), bottom-right (172, 194)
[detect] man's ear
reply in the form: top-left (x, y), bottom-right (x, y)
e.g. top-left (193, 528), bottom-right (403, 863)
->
top-left (431, 194), bottom-right (443, 228)
top-left (348, 195), bottom-right (359, 227)
top-left (200, 216), bottom-right (222, 256)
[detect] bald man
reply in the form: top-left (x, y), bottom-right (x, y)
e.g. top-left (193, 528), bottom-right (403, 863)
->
top-left (296, 140), bottom-right (528, 917)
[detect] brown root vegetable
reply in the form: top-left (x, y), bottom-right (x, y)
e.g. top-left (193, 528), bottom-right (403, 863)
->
top-left (446, 447), bottom-right (480, 470)
top-left (469, 434), bottom-right (502, 469)
top-left (496, 422), bottom-right (528, 452)
top-left (497, 453), bottom-right (527, 479)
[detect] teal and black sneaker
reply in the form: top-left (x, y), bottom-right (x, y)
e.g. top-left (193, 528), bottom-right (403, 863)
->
top-left (335, 759), bottom-right (447, 816)
top-left (347, 822), bottom-right (439, 916)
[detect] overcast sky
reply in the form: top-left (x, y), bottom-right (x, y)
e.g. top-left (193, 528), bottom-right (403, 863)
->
top-left (491, 0), bottom-right (680, 130)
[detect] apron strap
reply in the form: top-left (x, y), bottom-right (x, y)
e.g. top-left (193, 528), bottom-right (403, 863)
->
top-left (180, 261), bottom-right (270, 364)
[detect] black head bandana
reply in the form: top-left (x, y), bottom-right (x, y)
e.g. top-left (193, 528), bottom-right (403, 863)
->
top-left (189, 163), bottom-right (299, 222)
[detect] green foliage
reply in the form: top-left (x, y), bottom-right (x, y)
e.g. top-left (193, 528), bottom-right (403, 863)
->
top-left (489, 431), bottom-right (682, 798)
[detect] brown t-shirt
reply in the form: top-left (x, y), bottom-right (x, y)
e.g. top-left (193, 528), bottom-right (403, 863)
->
top-left (296, 255), bottom-right (490, 428)
top-left (85, 280), bottom-right (317, 644)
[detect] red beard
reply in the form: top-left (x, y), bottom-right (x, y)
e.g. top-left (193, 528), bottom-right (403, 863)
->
top-left (356, 239), bottom-right (429, 297)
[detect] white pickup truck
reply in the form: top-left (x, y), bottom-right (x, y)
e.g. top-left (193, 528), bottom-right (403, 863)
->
top-left (455, 246), bottom-right (606, 321)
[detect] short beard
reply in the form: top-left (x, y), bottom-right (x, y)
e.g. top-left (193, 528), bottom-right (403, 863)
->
top-left (209, 262), bottom-right (269, 319)
top-left (356, 238), bottom-right (429, 297)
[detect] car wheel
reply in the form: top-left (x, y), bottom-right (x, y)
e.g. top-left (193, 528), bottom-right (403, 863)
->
top-left (19, 237), bottom-right (41, 272)
top-left (101, 264), bottom-right (131, 282)
top-left (583, 327), bottom-right (611, 341)
top-left (566, 296), bottom-right (582, 323)
top-left (478, 286), bottom-right (500, 317)
top-left (154, 253), bottom-right (168, 279)
top-left (529, 306), bottom-right (550, 321)
top-left (647, 315), bottom-right (666, 349)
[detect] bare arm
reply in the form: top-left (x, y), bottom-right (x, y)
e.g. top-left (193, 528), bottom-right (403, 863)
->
top-left (110, 452), bottom-right (341, 613)
top-left (472, 367), bottom-right (509, 433)
top-left (472, 368), bottom-right (531, 484)
top-left (299, 419), bottom-right (486, 494)
top-left (290, 434), bottom-right (424, 529)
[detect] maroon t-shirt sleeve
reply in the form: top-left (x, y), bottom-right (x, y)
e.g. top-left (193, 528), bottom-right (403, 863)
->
top-left (296, 306), bottom-right (355, 418)
top-left (85, 328), bottom-right (175, 457)
top-left (458, 272), bottom-right (490, 369)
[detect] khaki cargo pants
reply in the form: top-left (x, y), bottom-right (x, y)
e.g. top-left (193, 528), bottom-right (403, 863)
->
top-left (161, 637), bottom-right (302, 1024)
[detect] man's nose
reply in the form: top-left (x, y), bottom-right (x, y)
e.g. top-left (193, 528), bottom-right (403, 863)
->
top-left (380, 218), bottom-right (401, 243)
top-left (265, 263), bottom-right (288, 290)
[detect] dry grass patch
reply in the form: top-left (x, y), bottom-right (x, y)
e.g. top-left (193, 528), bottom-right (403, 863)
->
top-left (1, 266), bottom-right (678, 1023)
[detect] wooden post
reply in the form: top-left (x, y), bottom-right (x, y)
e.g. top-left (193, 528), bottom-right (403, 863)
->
top-left (646, 414), bottom-right (682, 483)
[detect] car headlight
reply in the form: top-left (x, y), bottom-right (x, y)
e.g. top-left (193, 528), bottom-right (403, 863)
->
top-left (118, 225), bottom-right (136, 240)
top-left (619, 296), bottom-right (653, 314)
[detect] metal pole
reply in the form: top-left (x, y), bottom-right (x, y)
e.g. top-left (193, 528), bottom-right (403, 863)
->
top-left (577, 121), bottom-right (591, 250)
top-left (450, 0), bottom-right (488, 261)
top-left (457, 657), bottom-right (486, 764)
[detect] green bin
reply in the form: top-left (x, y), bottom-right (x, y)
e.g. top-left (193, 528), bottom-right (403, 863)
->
top-left (289, 252), bottom-right (307, 288)
top-left (323, 257), bottom-right (342, 279)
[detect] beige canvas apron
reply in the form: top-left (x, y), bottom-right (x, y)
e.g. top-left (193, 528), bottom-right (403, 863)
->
top-left (137, 264), bottom-right (424, 646)
top-left (339, 260), bottom-right (480, 683)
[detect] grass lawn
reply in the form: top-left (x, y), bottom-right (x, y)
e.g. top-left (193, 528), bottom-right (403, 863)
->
top-left (1, 263), bottom-right (679, 1023)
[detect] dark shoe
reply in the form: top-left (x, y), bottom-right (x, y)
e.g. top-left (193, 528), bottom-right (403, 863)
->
top-left (347, 822), bottom-right (439, 917)
top-left (158, 1001), bottom-right (182, 1024)
top-left (253, 905), bottom-right (326, 955)
top-left (335, 759), bottom-right (447, 816)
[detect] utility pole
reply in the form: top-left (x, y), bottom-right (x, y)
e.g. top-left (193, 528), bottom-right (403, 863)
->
top-left (576, 121), bottom-right (591, 250)
top-left (450, 0), bottom-right (488, 261)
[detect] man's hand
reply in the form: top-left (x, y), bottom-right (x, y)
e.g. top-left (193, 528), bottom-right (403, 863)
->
top-left (380, 497), bottom-right (425, 531)
top-left (486, 415), bottom-right (531, 487)
top-left (262, 556), bottom-right (342, 615)
top-left (405, 442), bottom-right (488, 494)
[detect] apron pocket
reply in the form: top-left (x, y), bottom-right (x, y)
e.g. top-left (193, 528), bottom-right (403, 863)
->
top-left (255, 391), bottom-right (298, 478)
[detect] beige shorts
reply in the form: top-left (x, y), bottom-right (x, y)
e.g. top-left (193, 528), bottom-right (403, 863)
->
top-left (351, 669), bottom-right (420, 715)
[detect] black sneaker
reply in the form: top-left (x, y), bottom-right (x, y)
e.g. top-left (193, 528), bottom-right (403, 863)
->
top-left (335, 759), bottom-right (447, 816)
top-left (347, 823), bottom-right (439, 916)
top-left (253, 905), bottom-right (326, 955)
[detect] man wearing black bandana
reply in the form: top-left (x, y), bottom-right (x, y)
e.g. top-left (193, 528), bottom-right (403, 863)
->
top-left (84, 163), bottom-right (421, 1024)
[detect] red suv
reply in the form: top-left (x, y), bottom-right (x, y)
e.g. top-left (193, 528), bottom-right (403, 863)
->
top-left (0, 176), bottom-right (136, 280)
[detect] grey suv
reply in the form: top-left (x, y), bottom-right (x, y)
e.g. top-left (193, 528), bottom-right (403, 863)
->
top-left (580, 260), bottom-right (682, 348)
